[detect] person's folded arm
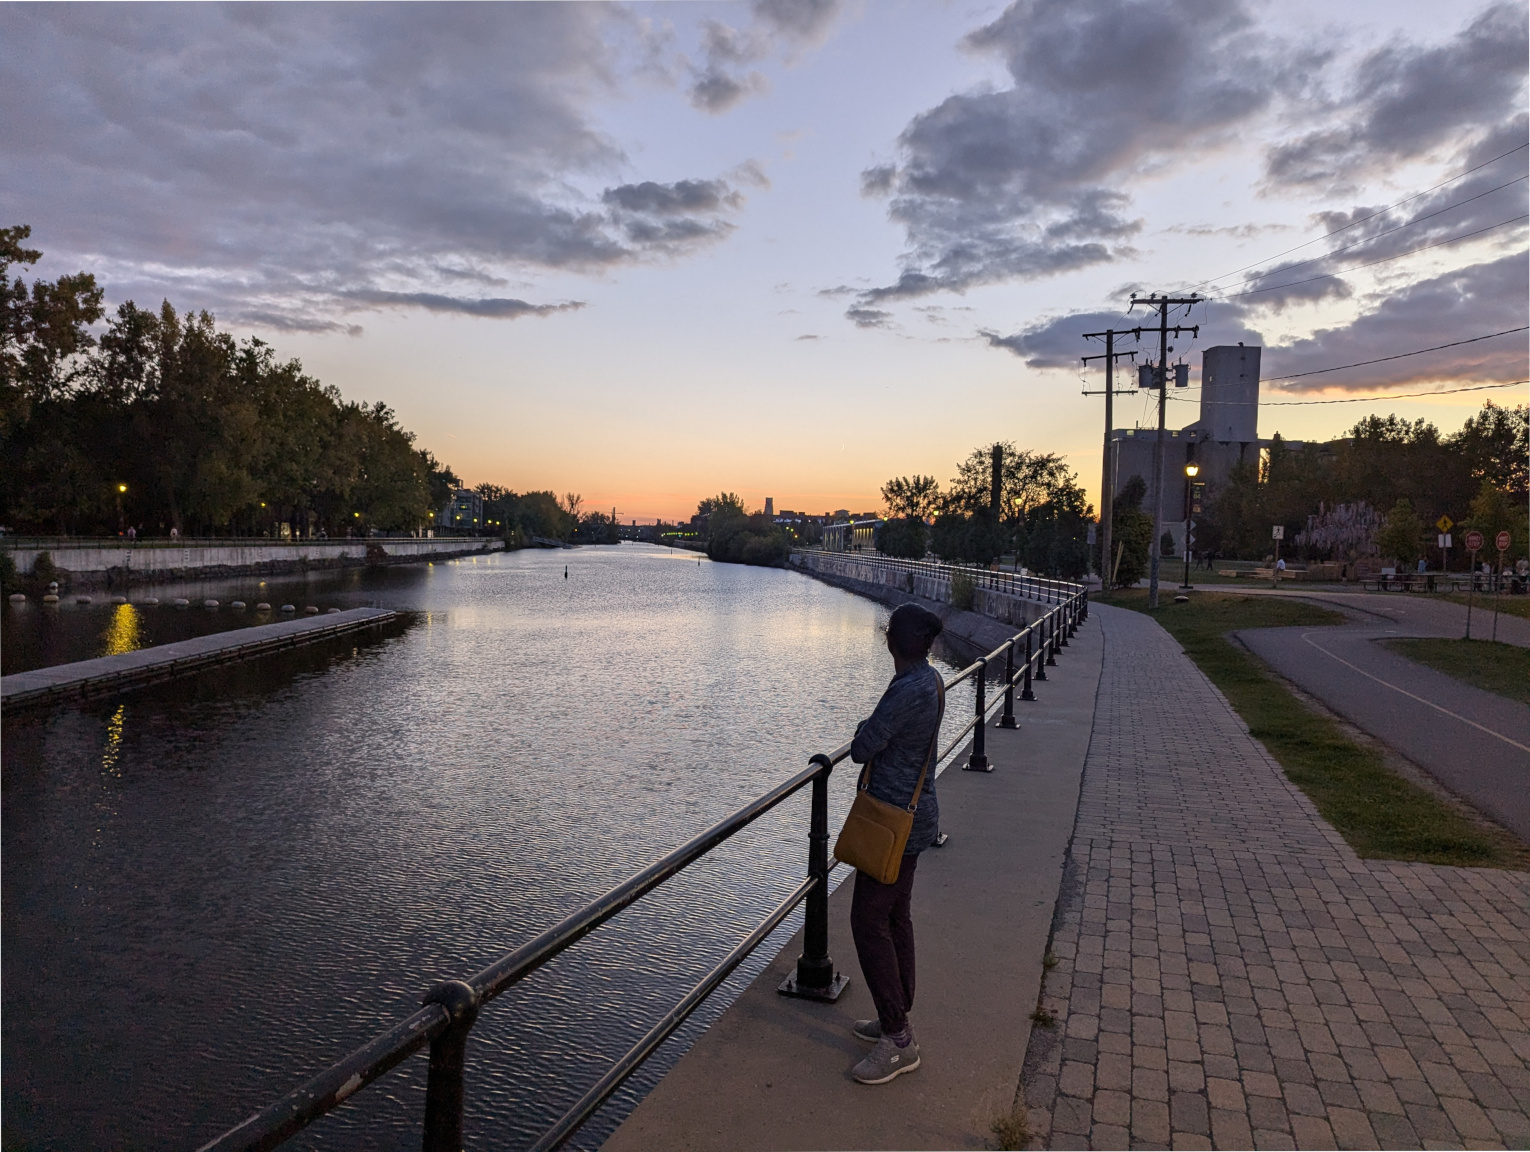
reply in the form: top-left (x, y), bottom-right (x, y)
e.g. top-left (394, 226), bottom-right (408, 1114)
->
top-left (850, 697), bottom-right (898, 764)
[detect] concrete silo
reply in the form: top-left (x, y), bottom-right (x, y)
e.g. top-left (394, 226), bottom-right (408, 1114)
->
top-left (1199, 345), bottom-right (1261, 444)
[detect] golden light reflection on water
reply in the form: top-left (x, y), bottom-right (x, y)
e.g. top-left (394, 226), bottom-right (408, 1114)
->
top-left (101, 603), bottom-right (142, 656)
top-left (101, 703), bottom-right (125, 778)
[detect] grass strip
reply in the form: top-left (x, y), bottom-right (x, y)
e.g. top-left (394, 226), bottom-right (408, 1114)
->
top-left (1383, 638), bottom-right (1530, 704)
top-left (1104, 589), bottom-right (1520, 868)
top-left (1441, 590), bottom-right (1530, 622)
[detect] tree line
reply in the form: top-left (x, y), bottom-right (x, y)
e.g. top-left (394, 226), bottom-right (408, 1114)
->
top-left (1199, 407), bottom-right (1527, 569)
top-left (878, 443), bottom-right (1094, 578)
top-left (2, 226), bottom-right (459, 538)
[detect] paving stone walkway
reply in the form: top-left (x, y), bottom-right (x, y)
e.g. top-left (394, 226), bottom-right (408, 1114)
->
top-left (1022, 605), bottom-right (1530, 1150)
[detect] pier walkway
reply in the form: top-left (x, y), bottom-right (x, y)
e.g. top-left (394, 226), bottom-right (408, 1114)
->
top-left (1, 607), bottom-right (396, 710)
top-left (1023, 605), bottom-right (1530, 1149)
top-left (603, 609), bottom-right (1106, 1150)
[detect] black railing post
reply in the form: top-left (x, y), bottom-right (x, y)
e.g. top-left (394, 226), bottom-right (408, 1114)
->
top-left (1021, 629), bottom-right (1036, 699)
top-left (422, 980), bottom-right (480, 1152)
top-left (999, 640), bottom-right (1017, 728)
top-left (780, 758), bottom-right (847, 1001)
top-left (1046, 613), bottom-right (1058, 666)
top-left (1034, 619), bottom-right (1049, 681)
top-left (1080, 589), bottom-right (1089, 621)
top-left (966, 659), bottom-right (991, 771)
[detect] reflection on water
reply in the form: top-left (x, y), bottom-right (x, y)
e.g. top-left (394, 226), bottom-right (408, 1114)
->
top-left (2, 545), bottom-right (980, 1151)
top-left (101, 603), bottom-right (142, 656)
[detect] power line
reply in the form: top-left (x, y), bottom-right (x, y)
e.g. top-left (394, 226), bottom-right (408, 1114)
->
top-left (1190, 142), bottom-right (1529, 291)
top-left (1264, 327), bottom-right (1529, 382)
top-left (1217, 176), bottom-right (1528, 291)
top-left (1222, 215), bottom-right (1529, 299)
top-left (1263, 379), bottom-right (1528, 405)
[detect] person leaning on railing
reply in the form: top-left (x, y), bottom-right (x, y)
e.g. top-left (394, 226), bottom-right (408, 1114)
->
top-left (844, 603), bottom-right (946, 1085)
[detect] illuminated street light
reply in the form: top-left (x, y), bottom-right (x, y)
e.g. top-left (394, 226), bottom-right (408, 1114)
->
top-left (1182, 462), bottom-right (1200, 589)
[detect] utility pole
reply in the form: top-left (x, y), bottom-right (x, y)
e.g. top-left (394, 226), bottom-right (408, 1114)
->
top-left (1081, 330), bottom-right (1139, 592)
top-left (1126, 294), bottom-right (1200, 609)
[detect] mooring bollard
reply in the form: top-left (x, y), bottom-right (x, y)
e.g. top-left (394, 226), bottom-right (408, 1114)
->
top-left (966, 659), bottom-right (990, 771)
top-left (422, 980), bottom-right (479, 1152)
top-left (780, 758), bottom-right (846, 1000)
top-left (999, 640), bottom-right (1017, 728)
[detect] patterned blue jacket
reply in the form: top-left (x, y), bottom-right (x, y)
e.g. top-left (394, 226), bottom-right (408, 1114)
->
top-left (850, 659), bottom-right (945, 856)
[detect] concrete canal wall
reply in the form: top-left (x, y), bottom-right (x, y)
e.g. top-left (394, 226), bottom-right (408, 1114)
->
top-left (2, 536), bottom-right (502, 589)
top-left (788, 550), bottom-right (1049, 631)
top-left (1, 607), bottom-right (398, 711)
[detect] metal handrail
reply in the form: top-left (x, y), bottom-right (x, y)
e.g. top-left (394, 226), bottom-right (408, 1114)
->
top-left (198, 585), bottom-right (1089, 1152)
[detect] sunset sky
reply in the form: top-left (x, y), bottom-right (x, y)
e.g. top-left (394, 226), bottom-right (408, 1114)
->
top-left (5, 0), bottom-right (1526, 521)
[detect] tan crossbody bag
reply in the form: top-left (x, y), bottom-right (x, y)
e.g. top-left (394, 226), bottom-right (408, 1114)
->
top-left (833, 679), bottom-right (945, 885)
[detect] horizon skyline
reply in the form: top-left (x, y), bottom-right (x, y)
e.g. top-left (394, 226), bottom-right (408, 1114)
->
top-left (5, 0), bottom-right (1526, 524)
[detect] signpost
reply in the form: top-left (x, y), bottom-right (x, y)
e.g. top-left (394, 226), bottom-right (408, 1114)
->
top-left (1464, 529), bottom-right (1483, 639)
top-left (1436, 515), bottom-right (1454, 576)
top-left (1494, 530), bottom-right (1511, 642)
top-left (1272, 524), bottom-right (1284, 586)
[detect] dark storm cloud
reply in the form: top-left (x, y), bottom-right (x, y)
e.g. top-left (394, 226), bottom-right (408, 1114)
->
top-left (854, 0), bottom-right (1298, 309)
top-left (980, 308), bottom-right (1263, 371)
top-left (687, 0), bottom-right (846, 113)
top-left (0, 5), bottom-right (752, 328)
top-left (1264, 4), bottom-right (1528, 192)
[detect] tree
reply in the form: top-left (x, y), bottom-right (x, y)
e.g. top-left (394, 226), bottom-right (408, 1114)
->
top-left (1376, 499), bottom-right (1424, 568)
top-left (880, 474), bottom-right (940, 520)
top-left (1464, 479), bottom-right (1526, 566)
top-left (1107, 476), bottom-right (1153, 588)
top-left (875, 516), bottom-right (927, 559)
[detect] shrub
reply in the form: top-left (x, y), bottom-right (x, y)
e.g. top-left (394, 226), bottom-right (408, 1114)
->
top-left (950, 570), bottom-right (976, 611)
top-left (875, 516), bottom-right (927, 559)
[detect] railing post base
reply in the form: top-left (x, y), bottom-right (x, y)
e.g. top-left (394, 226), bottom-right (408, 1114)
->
top-left (780, 760), bottom-right (847, 1003)
top-left (962, 755), bottom-right (992, 772)
top-left (998, 715), bottom-right (1018, 729)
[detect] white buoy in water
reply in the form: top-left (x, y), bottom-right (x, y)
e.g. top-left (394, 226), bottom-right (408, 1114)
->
top-left (304, 605), bottom-right (319, 615)
top-left (326, 607), bottom-right (341, 613)
top-left (255, 602), bottom-right (272, 611)
top-left (76, 596), bottom-right (92, 605)
top-left (8, 593), bottom-right (25, 603)
top-left (111, 596), bottom-right (128, 604)
top-left (280, 604), bottom-right (296, 613)
top-left (42, 594), bottom-right (59, 603)
top-left (203, 599), bottom-right (219, 608)
top-left (141, 597), bottom-right (160, 606)
top-left (173, 597), bottom-right (190, 607)
top-left (231, 601), bottom-right (246, 609)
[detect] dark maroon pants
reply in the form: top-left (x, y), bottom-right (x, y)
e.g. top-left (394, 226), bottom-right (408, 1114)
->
top-left (850, 854), bottom-right (919, 1033)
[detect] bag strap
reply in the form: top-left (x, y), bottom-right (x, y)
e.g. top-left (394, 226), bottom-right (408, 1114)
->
top-left (904, 677), bottom-right (945, 813)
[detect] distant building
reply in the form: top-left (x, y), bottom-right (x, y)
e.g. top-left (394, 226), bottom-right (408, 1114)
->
top-left (1109, 345), bottom-right (1275, 555)
top-left (764, 496), bottom-right (774, 517)
top-left (822, 518), bottom-right (883, 552)
top-left (438, 489), bottom-right (484, 533)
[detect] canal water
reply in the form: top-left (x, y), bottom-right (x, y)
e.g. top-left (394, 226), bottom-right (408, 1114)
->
top-left (2, 545), bottom-right (980, 1150)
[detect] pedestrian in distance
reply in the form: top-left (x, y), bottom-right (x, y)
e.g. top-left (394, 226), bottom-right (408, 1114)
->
top-left (843, 602), bottom-right (946, 1085)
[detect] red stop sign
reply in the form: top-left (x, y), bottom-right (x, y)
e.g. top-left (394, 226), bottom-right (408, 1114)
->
top-left (1499, 530), bottom-right (1513, 551)
top-left (1465, 529), bottom-right (1484, 552)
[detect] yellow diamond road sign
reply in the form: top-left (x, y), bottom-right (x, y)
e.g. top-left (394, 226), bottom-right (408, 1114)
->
top-left (1436, 515), bottom-right (1454, 533)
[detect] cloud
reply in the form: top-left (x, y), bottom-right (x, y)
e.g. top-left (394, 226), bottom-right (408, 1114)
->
top-left (845, 307), bottom-right (893, 329)
top-left (346, 292), bottom-right (586, 319)
top-left (980, 253), bottom-right (1527, 392)
top-left (687, 0), bottom-right (846, 113)
top-left (1261, 253), bottom-right (1529, 390)
top-left (795, 333), bottom-right (822, 340)
top-left (1264, 3), bottom-right (1528, 192)
top-left (1227, 122), bottom-right (1530, 310)
top-left (854, 0), bottom-right (1298, 309)
top-left (0, 5), bottom-right (752, 328)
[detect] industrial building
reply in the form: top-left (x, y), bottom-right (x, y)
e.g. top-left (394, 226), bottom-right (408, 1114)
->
top-left (1109, 345), bottom-right (1274, 555)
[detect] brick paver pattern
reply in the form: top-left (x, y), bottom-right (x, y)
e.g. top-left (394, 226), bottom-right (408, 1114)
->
top-left (1022, 606), bottom-right (1530, 1150)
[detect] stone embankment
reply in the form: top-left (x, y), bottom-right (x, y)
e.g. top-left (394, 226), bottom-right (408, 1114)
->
top-left (2, 536), bottom-right (503, 589)
top-left (788, 550), bottom-right (1052, 658)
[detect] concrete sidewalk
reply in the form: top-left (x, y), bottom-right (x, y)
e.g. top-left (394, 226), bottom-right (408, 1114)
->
top-left (603, 613), bottom-right (1105, 1151)
top-left (1023, 605), bottom-right (1530, 1150)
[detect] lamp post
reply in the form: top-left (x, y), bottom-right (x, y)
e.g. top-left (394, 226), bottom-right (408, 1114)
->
top-left (1181, 464), bottom-right (1199, 590)
top-left (116, 483), bottom-right (128, 534)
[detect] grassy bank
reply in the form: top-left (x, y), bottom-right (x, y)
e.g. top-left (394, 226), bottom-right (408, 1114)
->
top-left (1102, 589), bottom-right (1523, 868)
top-left (1384, 638), bottom-right (1530, 704)
top-left (1442, 590), bottom-right (1530, 621)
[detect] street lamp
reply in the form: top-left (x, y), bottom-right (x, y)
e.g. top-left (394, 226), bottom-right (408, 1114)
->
top-left (1181, 463), bottom-right (1200, 589)
top-left (116, 483), bottom-right (128, 534)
